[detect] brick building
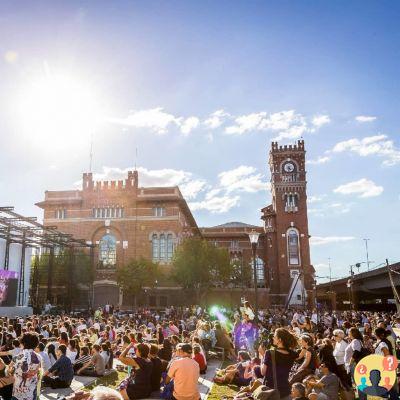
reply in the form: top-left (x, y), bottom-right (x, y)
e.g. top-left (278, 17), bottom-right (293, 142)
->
top-left (36, 140), bottom-right (314, 308)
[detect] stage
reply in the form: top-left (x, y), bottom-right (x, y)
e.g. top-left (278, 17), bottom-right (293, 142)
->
top-left (0, 306), bottom-right (33, 317)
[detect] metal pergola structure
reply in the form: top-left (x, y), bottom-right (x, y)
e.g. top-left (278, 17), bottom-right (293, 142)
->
top-left (0, 206), bottom-right (93, 307)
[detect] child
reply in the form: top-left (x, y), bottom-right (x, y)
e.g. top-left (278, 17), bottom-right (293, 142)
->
top-left (192, 345), bottom-right (207, 374)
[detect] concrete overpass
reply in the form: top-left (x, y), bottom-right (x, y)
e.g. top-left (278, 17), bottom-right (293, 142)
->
top-left (316, 261), bottom-right (400, 311)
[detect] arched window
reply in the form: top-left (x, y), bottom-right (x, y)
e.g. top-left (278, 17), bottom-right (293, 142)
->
top-left (159, 234), bottom-right (166, 260)
top-left (152, 234), bottom-right (159, 261)
top-left (287, 229), bottom-right (300, 265)
top-left (99, 234), bottom-right (117, 268)
top-left (167, 234), bottom-right (174, 260)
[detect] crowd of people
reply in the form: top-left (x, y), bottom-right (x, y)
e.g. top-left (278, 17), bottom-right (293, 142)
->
top-left (0, 302), bottom-right (397, 400)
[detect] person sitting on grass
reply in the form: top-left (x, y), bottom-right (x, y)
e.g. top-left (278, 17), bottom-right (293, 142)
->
top-left (119, 343), bottom-right (153, 400)
top-left (149, 344), bottom-right (163, 393)
top-left (73, 346), bottom-right (91, 373)
top-left (43, 344), bottom-right (74, 389)
top-left (165, 343), bottom-right (200, 400)
top-left (305, 361), bottom-right (339, 400)
top-left (213, 350), bottom-right (252, 386)
top-left (77, 344), bottom-right (105, 377)
top-left (192, 345), bottom-right (207, 374)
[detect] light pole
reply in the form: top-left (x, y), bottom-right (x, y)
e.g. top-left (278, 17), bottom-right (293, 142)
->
top-left (248, 230), bottom-right (260, 322)
top-left (363, 239), bottom-right (371, 271)
top-left (346, 279), bottom-right (353, 310)
top-left (312, 280), bottom-right (318, 323)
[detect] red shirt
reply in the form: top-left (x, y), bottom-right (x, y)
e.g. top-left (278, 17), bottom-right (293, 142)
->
top-left (193, 353), bottom-right (206, 370)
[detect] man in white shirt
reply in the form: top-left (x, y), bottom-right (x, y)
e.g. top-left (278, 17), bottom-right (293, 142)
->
top-left (77, 319), bottom-right (87, 333)
top-left (311, 309), bottom-right (318, 325)
top-left (166, 343), bottom-right (200, 400)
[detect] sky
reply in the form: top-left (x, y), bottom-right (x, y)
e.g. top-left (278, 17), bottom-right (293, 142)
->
top-left (0, 0), bottom-right (399, 282)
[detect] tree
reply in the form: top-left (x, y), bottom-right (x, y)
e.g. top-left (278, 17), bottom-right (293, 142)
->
top-left (172, 238), bottom-right (231, 301)
top-left (116, 257), bottom-right (159, 308)
top-left (30, 249), bottom-right (93, 309)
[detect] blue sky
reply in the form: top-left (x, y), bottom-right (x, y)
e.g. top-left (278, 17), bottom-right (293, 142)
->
top-left (0, 1), bottom-right (399, 281)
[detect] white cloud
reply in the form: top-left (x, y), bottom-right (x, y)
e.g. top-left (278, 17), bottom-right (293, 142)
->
top-left (204, 109), bottom-right (230, 129)
top-left (310, 236), bottom-right (355, 246)
top-left (308, 195), bottom-right (326, 203)
top-left (218, 166), bottom-right (266, 193)
top-left (307, 156), bottom-right (331, 165)
top-left (334, 178), bottom-right (383, 198)
top-left (110, 107), bottom-right (201, 136)
top-left (224, 110), bottom-right (326, 141)
top-left (332, 135), bottom-right (400, 166)
top-left (110, 107), bottom-right (180, 134)
top-left (312, 114), bottom-right (331, 128)
top-left (180, 116), bottom-right (200, 136)
top-left (205, 188), bottom-right (221, 200)
top-left (355, 115), bottom-right (377, 123)
top-left (225, 112), bottom-right (267, 135)
top-left (189, 194), bottom-right (240, 213)
top-left (180, 179), bottom-right (207, 200)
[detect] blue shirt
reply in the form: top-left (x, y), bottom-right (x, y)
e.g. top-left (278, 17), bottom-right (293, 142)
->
top-left (49, 354), bottom-right (74, 383)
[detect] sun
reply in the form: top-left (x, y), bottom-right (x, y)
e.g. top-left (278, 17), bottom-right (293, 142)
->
top-left (16, 71), bottom-right (102, 148)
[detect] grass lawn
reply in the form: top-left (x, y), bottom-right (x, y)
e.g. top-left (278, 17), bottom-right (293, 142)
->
top-left (207, 382), bottom-right (239, 400)
top-left (84, 369), bottom-right (128, 391)
top-left (207, 361), bottom-right (239, 400)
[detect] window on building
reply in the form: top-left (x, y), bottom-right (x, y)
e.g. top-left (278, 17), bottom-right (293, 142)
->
top-left (284, 194), bottom-right (298, 211)
top-left (167, 234), bottom-right (174, 260)
top-left (287, 229), bottom-right (300, 265)
top-left (153, 207), bottom-right (166, 217)
top-left (230, 240), bottom-right (239, 250)
top-left (93, 207), bottom-right (124, 219)
top-left (152, 234), bottom-right (159, 261)
top-left (55, 209), bottom-right (66, 219)
top-left (152, 233), bottom-right (175, 262)
top-left (159, 234), bottom-right (166, 260)
top-left (98, 234), bottom-right (117, 268)
top-left (251, 257), bottom-right (265, 283)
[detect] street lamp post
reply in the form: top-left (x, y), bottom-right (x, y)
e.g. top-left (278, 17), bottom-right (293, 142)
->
top-left (346, 279), bottom-right (353, 310)
top-left (248, 230), bottom-right (260, 322)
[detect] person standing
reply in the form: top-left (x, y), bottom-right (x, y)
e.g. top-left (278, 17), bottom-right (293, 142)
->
top-left (11, 333), bottom-right (42, 400)
top-left (166, 343), bottom-right (200, 400)
top-left (260, 328), bottom-right (298, 400)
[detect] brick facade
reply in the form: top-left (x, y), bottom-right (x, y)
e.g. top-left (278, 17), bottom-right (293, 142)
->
top-left (36, 140), bottom-right (314, 308)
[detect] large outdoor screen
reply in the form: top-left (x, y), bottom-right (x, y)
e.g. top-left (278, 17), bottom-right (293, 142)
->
top-left (0, 270), bottom-right (18, 307)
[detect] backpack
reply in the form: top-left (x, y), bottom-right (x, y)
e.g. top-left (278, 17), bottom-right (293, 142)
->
top-left (353, 346), bottom-right (370, 363)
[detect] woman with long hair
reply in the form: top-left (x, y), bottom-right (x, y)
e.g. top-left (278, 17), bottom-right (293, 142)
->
top-left (289, 334), bottom-right (318, 385)
top-left (260, 328), bottom-right (298, 400)
top-left (374, 327), bottom-right (393, 356)
top-left (47, 343), bottom-right (57, 366)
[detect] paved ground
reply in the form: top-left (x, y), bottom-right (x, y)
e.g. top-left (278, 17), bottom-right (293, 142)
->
top-left (40, 359), bottom-right (221, 400)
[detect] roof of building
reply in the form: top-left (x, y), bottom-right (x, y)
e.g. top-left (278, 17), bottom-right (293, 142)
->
top-left (211, 221), bottom-right (260, 229)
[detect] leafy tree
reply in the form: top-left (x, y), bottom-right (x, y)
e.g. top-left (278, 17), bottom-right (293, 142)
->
top-left (172, 238), bottom-right (231, 301)
top-left (30, 249), bottom-right (93, 309)
top-left (116, 257), bottom-right (159, 308)
top-left (230, 256), bottom-right (252, 288)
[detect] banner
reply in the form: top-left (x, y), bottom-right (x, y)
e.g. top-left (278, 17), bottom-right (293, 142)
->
top-left (0, 270), bottom-right (18, 306)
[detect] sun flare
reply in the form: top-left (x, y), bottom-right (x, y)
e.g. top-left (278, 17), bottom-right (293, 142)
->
top-left (16, 71), bottom-right (102, 147)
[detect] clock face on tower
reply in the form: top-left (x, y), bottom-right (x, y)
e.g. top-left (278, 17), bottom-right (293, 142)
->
top-left (283, 162), bottom-right (295, 173)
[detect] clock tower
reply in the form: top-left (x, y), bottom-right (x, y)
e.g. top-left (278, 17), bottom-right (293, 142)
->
top-left (261, 140), bottom-right (314, 306)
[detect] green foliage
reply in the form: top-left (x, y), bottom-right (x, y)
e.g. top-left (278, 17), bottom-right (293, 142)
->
top-left (171, 238), bottom-right (231, 290)
top-left (31, 250), bottom-right (92, 287)
top-left (115, 257), bottom-right (159, 299)
top-left (230, 257), bottom-right (252, 287)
